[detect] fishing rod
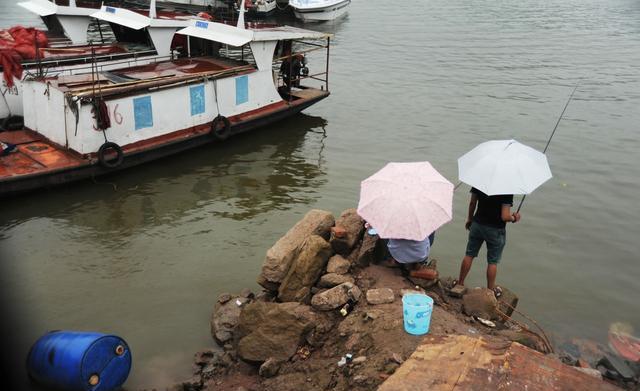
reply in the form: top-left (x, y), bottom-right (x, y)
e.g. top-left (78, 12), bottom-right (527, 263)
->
top-left (515, 83), bottom-right (579, 213)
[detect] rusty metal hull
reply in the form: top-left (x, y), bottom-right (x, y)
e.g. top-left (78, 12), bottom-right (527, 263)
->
top-left (0, 91), bottom-right (328, 198)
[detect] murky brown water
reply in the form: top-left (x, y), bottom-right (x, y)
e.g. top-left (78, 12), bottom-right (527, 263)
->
top-left (1, 0), bottom-right (640, 389)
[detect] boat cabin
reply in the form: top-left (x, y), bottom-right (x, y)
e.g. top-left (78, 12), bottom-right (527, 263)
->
top-left (1, 3), bottom-right (201, 120)
top-left (22, 19), bottom-right (331, 155)
top-left (18, 0), bottom-right (100, 44)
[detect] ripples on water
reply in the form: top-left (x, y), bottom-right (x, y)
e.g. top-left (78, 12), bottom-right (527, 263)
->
top-left (1, 0), bottom-right (640, 389)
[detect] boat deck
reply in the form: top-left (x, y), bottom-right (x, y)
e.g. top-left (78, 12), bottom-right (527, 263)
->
top-left (51, 57), bottom-right (252, 93)
top-left (116, 57), bottom-right (246, 79)
top-left (39, 44), bottom-right (130, 60)
top-left (0, 131), bottom-right (86, 179)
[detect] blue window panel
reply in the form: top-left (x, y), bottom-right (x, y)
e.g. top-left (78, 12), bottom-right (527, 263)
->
top-left (133, 96), bottom-right (153, 130)
top-left (190, 85), bottom-right (205, 116)
top-left (235, 75), bottom-right (248, 105)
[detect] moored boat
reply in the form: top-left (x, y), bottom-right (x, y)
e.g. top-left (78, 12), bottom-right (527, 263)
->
top-left (245, 0), bottom-right (278, 17)
top-left (289, 0), bottom-right (350, 22)
top-left (1, 2), bottom-right (204, 123)
top-left (0, 17), bottom-right (332, 197)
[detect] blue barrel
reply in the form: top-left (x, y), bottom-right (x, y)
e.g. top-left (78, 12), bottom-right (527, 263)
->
top-left (26, 331), bottom-right (132, 391)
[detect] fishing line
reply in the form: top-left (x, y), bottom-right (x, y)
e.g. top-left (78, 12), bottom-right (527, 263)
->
top-left (515, 83), bottom-right (579, 213)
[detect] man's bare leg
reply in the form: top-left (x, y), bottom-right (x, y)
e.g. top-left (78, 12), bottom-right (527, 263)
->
top-left (487, 263), bottom-right (497, 290)
top-left (457, 255), bottom-right (474, 286)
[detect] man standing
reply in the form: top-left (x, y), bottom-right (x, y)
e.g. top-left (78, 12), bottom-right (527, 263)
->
top-left (455, 187), bottom-right (520, 296)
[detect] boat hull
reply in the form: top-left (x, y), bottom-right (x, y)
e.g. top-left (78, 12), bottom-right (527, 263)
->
top-left (292, 0), bottom-right (350, 21)
top-left (0, 89), bottom-right (329, 197)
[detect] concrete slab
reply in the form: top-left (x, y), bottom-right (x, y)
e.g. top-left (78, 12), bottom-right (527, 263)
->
top-left (378, 335), bottom-right (621, 391)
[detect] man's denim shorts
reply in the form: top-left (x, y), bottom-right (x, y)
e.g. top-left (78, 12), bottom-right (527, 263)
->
top-left (465, 221), bottom-right (506, 264)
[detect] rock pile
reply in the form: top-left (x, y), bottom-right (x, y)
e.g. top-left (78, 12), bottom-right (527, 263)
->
top-left (175, 207), bottom-right (571, 391)
top-left (207, 209), bottom-right (383, 369)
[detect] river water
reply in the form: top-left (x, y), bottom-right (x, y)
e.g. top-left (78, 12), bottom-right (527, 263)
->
top-left (1, 0), bottom-right (639, 389)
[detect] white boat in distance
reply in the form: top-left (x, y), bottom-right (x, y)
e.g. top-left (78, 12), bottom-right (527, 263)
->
top-left (289, 0), bottom-right (350, 22)
top-left (246, 0), bottom-right (278, 17)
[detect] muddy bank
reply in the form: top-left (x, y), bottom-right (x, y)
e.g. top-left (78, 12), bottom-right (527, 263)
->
top-left (159, 209), bottom-right (631, 391)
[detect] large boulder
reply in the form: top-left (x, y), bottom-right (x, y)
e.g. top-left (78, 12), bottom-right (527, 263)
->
top-left (277, 235), bottom-right (333, 302)
top-left (210, 294), bottom-right (249, 345)
top-left (310, 282), bottom-right (362, 311)
top-left (258, 209), bottom-right (335, 291)
top-left (330, 208), bottom-right (364, 255)
top-left (462, 288), bottom-right (500, 320)
top-left (236, 302), bottom-right (316, 362)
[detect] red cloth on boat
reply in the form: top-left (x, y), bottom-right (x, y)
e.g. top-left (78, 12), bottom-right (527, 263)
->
top-left (93, 98), bottom-right (111, 130)
top-left (0, 26), bottom-right (49, 87)
top-left (196, 12), bottom-right (214, 21)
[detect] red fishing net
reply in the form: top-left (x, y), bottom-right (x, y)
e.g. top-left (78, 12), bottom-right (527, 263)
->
top-left (0, 26), bottom-right (49, 87)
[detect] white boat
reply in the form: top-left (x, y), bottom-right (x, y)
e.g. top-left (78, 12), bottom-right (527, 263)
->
top-left (17, 0), bottom-right (99, 44)
top-left (246, 0), bottom-right (278, 17)
top-left (1, 1), bottom-right (203, 122)
top-left (289, 0), bottom-right (350, 22)
top-left (1, 13), bottom-right (332, 196)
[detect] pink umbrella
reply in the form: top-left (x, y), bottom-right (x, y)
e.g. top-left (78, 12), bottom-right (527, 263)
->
top-left (357, 161), bottom-right (454, 240)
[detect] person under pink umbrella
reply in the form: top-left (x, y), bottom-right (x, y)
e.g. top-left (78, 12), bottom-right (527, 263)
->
top-left (358, 161), bottom-right (453, 278)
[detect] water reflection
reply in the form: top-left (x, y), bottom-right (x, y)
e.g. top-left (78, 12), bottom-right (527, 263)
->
top-left (4, 114), bottom-right (325, 217)
top-left (0, 114), bottom-right (328, 268)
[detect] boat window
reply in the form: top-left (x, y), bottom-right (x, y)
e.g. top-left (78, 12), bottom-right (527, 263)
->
top-left (186, 37), bottom-right (256, 68)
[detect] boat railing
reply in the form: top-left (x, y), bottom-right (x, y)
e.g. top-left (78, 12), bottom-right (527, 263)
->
top-left (68, 63), bottom-right (257, 100)
top-left (22, 49), bottom-right (160, 70)
top-left (274, 37), bottom-right (330, 101)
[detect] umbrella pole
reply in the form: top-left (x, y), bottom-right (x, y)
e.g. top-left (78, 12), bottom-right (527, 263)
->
top-left (516, 83), bottom-right (579, 213)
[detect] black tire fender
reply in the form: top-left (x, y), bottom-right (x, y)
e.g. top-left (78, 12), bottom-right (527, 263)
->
top-left (97, 142), bottom-right (124, 168)
top-left (211, 115), bottom-right (231, 141)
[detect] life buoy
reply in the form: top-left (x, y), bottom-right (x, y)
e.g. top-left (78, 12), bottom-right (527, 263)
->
top-left (97, 142), bottom-right (124, 168)
top-left (0, 115), bottom-right (24, 131)
top-left (211, 115), bottom-right (231, 141)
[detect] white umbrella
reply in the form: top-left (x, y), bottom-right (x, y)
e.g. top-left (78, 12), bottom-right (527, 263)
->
top-left (458, 139), bottom-right (552, 195)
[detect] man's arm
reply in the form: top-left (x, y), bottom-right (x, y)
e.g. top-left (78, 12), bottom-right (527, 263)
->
top-left (465, 193), bottom-right (478, 230)
top-left (501, 205), bottom-right (521, 223)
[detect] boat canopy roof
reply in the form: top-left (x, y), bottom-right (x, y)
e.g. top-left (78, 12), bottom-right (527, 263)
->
top-left (18, 0), bottom-right (95, 17)
top-left (177, 21), bottom-right (255, 47)
top-left (91, 6), bottom-right (198, 30)
top-left (252, 26), bottom-right (333, 42)
top-left (177, 20), bottom-right (332, 47)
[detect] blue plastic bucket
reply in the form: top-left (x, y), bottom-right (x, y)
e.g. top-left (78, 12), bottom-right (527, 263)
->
top-left (26, 330), bottom-right (132, 391)
top-left (402, 294), bottom-right (434, 335)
